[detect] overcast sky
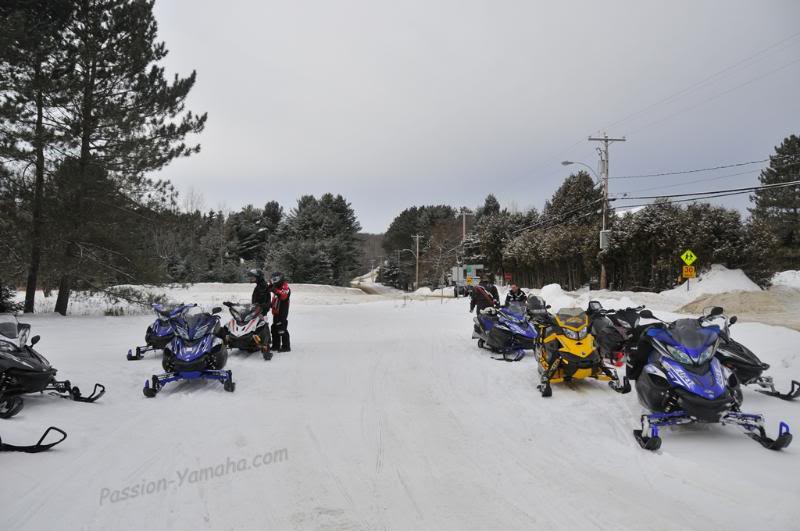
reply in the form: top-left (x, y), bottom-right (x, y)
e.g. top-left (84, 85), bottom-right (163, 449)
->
top-left (151, 0), bottom-right (800, 233)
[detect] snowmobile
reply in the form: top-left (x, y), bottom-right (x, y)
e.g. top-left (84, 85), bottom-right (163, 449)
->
top-left (127, 303), bottom-right (191, 360)
top-left (630, 308), bottom-right (792, 451)
top-left (587, 300), bottom-right (645, 367)
top-left (142, 304), bottom-right (234, 397)
top-left (1, 426), bottom-right (67, 453)
top-left (220, 301), bottom-right (272, 360)
top-left (533, 304), bottom-right (630, 397)
top-left (700, 308), bottom-right (799, 400)
top-left (472, 301), bottom-right (538, 361)
top-left (0, 314), bottom-right (105, 419)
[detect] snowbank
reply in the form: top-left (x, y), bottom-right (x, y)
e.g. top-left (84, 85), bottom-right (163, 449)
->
top-left (772, 270), bottom-right (800, 289)
top-left (16, 282), bottom-right (372, 316)
top-left (412, 287), bottom-right (456, 298)
top-left (660, 264), bottom-right (760, 303)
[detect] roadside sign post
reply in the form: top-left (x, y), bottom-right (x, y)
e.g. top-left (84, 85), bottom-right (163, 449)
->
top-left (681, 249), bottom-right (698, 291)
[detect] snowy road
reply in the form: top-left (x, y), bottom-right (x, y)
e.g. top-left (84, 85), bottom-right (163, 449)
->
top-left (2, 295), bottom-right (799, 530)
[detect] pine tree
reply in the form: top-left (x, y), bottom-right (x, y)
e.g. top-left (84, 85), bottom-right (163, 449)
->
top-left (750, 134), bottom-right (800, 271)
top-left (48, 0), bottom-right (206, 314)
top-left (269, 194), bottom-right (362, 285)
top-left (0, 0), bottom-right (75, 312)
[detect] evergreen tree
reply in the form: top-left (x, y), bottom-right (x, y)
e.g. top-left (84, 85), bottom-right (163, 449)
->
top-left (269, 194), bottom-right (362, 285)
top-left (48, 0), bottom-right (207, 314)
top-left (750, 134), bottom-right (800, 271)
top-left (0, 0), bottom-right (75, 312)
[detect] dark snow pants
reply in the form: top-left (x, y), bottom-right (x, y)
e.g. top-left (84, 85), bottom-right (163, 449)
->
top-left (271, 319), bottom-right (290, 351)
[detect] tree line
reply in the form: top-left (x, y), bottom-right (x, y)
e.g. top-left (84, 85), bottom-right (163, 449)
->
top-left (379, 134), bottom-right (799, 291)
top-left (0, 1), bottom-right (363, 314)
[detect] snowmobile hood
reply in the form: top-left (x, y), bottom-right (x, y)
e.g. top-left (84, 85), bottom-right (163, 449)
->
top-left (0, 345), bottom-right (51, 372)
top-left (173, 313), bottom-right (217, 341)
top-left (659, 356), bottom-right (728, 400)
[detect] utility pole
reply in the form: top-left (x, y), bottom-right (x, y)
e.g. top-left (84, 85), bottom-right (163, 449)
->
top-left (412, 234), bottom-right (422, 289)
top-left (588, 132), bottom-right (625, 290)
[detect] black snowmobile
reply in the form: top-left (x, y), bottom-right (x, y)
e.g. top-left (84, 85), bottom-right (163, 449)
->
top-left (0, 426), bottom-right (67, 453)
top-left (701, 308), bottom-right (800, 401)
top-left (586, 300), bottom-right (645, 367)
top-left (0, 313), bottom-right (105, 419)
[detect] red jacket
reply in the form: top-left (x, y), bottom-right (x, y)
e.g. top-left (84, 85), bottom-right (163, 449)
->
top-left (271, 281), bottom-right (291, 320)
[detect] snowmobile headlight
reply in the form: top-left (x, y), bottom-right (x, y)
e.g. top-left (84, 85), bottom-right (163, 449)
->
top-left (0, 340), bottom-right (16, 353)
top-left (563, 327), bottom-right (587, 340)
top-left (175, 325), bottom-right (190, 340)
top-left (696, 344), bottom-right (716, 365)
top-left (665, 345), bottom-right (693, 365)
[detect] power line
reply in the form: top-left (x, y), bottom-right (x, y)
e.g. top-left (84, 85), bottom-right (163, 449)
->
top-left (628, 56), bottom-right (800, 135)
top-left (612, 168), bottom-right (760, 195)
top-left (616, 179), bottom-right (800, 201)
top-left (611, 154), bottom-right (800, 180)
top-left (599, 30), bottom-right (800, 133)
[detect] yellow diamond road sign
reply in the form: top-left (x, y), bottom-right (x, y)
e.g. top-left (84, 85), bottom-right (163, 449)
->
top-left (681, 249), bottom-right (697, 266)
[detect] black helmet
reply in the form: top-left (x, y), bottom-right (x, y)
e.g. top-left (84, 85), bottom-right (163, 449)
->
top-left (269, 271), bottom-right (284, 285)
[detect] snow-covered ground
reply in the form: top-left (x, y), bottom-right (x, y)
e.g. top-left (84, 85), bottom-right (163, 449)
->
top-left (2, 280), bottom-right (799, 530)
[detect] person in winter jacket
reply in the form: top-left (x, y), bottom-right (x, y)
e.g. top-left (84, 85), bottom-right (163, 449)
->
top-left (269, 271), bottom-right (291, 352)
top-left (248, 269), bottom-right (271, 313)
top-left (469, 277), bottom-right (499, 314)
top-left (504, 283), bottom-right (527, 306)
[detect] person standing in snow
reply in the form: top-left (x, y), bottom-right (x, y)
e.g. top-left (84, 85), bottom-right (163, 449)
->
top-left (504, 283), bottom-right (527, 306)
top-left (269, 271), bottom-right (291, 352)
top-left (248, 269), bottom-right (271, 313)
top-left (470, 276), bottom-right (499, 314)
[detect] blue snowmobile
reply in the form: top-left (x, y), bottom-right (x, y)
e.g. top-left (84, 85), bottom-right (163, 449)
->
top-left (127, 303), bottom-right (192, 360)
top-left (472, 301), bottom-right (538, 361)
top-left (142, 304), bottom-right (234, 397)
top-left (629, 308), bottom-right (792, 451)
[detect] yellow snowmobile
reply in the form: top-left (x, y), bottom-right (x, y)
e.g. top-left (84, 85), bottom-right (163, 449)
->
top-left (532, 306), bottom-right (631, 397)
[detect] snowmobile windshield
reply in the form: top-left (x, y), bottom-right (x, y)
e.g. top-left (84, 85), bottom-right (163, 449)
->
top-left (667, 319), bottom-right (719, 351)
top-left (503, 302), bottom-right (527, 320)
top-left (555, 308), bottom-right (588, 329)
top-left (0, 315), bottom-right (18, 339)
top-left (527, 297), bottom-right (546, 312)
top-left (230, 304), bottom-right (259, 322)
top-left (613, 308), bottom-right (640, 329)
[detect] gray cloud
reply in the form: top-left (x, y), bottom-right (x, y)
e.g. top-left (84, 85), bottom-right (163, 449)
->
top-left (152, 0), bottom-right (800, 232)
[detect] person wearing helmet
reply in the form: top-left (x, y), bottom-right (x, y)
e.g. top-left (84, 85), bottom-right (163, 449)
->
top-left (247, 269), bottom-right (271, 314)
top-left (269, 271), bottom-right (291, 352)
top-left (469, 276), bottom-right (499, 314)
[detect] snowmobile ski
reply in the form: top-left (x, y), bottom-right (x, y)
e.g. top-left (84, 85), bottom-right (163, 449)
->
top-left (0, 426), bottom-right (67, 453)
top-left (143, 369), bottom-right (235, 397)
top-left (633, 410), bottom-right (792, 451)
top-left (754, 377), bottom-right (800, 401)
top-left (46, 380), bottom-right (106, 403)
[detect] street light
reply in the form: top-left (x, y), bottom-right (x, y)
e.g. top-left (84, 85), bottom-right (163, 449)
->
top-left (561, 160), bottom-right (600, 183)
